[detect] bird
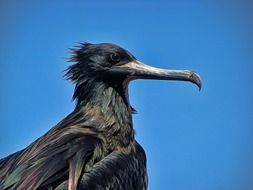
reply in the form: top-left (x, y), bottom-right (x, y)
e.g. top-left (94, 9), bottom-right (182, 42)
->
top-left (0, 42), bottom-right (202, 190)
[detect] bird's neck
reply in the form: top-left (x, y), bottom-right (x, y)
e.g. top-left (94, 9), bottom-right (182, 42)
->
top-left (74, 80), bottom-right (134, 148)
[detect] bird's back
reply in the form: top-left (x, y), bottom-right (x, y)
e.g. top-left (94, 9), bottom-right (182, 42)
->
top-left (0, 107), bottom-right (148, 190)
top-left (0, 137), bottom-right (147, 190)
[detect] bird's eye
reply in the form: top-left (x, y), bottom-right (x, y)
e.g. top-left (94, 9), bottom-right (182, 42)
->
top-left (110, 53), bottom-right (121, 63)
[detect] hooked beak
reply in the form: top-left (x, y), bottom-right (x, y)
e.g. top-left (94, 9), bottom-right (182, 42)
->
top-left (112, 60), bottom-right (202, 90)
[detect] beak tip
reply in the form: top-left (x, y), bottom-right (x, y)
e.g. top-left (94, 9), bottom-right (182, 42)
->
top-left (196, 79), bottom-right (202, 91)
top-left (191, 72), bottom-right (202, 92)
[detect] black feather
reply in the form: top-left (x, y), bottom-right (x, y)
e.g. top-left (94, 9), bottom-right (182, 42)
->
top-left (0, 42), bottom-right (147, 190)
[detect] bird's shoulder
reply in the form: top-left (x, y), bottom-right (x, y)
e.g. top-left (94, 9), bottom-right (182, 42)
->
top-left (0, 109), bottom-right (106, 190)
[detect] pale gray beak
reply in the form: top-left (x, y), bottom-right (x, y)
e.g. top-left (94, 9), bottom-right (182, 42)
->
top-left (111, 60), bottom-right (202, 90)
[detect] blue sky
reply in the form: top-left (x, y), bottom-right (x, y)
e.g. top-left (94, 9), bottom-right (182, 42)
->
top-left (1, 1), bottom-right (253, 190)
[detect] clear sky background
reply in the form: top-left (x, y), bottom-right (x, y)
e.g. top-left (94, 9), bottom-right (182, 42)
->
top-left (1, 1), bottom-right (253, 190)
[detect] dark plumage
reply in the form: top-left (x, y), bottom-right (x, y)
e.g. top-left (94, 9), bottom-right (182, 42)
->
top-left (0, 42), bottom-right (201, 190)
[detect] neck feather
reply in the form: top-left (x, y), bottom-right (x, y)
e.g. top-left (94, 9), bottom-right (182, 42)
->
top-left (73, 79), bottom-right (134, 148)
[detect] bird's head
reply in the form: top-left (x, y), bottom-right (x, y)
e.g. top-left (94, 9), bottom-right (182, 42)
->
top-left (66, 42), bottom-right (201, 105)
